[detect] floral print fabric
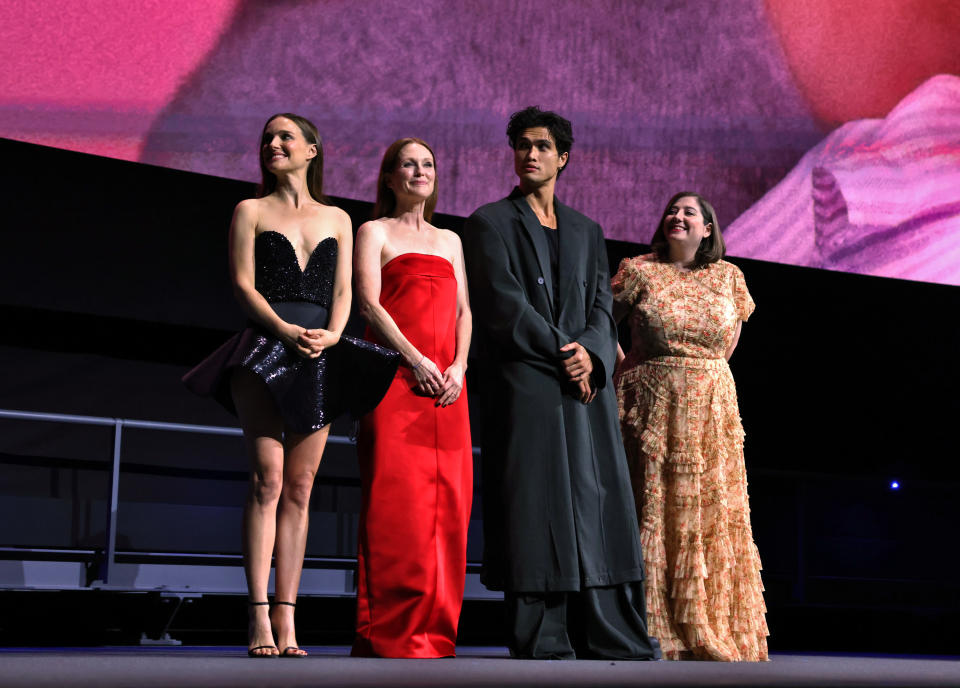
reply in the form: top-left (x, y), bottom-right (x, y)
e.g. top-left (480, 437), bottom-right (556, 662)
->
top-left (612, 257), bottom-right (768, 661)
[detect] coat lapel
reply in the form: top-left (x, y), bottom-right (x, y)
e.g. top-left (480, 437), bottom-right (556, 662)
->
top-left (509, 190), bottom-right (555, 320)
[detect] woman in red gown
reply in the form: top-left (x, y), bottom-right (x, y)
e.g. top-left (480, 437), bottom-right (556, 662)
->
top-left (352, 137), bottom-right (473, 657)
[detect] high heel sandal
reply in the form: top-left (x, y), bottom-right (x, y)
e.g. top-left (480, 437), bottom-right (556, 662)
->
top-left (247, 601), bottom-right (279, 658)
top-left (272, 601), bottom-right (307, 657)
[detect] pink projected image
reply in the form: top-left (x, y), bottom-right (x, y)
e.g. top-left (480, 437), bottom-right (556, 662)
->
top-left (1, 0), bottom-right (957, 285)
top-left (0, 0), bottom-right (241, 161)
top-left (726, 75), bottom-right (960, 284)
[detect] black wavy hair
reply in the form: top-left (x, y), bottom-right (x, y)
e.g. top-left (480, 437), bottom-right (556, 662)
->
top-left (506, 106), bottom-right (574, 175)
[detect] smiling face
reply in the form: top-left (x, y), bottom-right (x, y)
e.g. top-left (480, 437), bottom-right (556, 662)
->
top-left (662, 195), bottom-right (712, 249)
top-left (260, 116), bottom-right (317, 172)
top-left (388, 142), bottom-right (435, 200)
top-left (513, 127), bottom-right (568, 189)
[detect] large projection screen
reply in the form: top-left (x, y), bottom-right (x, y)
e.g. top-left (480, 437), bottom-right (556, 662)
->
top-left (2, 0), bottom-right (958, 285)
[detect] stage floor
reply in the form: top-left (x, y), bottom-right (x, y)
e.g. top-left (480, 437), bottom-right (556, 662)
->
top-left (1, 647), bottom-right (959, 687)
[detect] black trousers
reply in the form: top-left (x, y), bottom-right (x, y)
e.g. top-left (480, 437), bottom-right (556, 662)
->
top-left (505, 581), bottom-right (661, 660)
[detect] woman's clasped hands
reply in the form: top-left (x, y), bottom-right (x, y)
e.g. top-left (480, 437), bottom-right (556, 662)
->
top-left (410, 355), bottom-right (463, 407)
top-left (280, 322), bottom-right (340, 358)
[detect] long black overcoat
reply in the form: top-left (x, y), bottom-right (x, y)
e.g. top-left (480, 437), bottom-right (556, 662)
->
top-left (462, 189), bottom-right (646, 593)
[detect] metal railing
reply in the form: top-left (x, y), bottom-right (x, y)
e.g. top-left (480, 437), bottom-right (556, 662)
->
top-left (0, 408), bottom-right (358, 585)
top-left (0, 407), bottom-right (484, 587)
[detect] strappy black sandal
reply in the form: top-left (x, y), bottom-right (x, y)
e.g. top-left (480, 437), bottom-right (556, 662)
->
top-left (247, 601), bottom-right (279, 658)
top-left (273, 601), bottom-right (307, 657)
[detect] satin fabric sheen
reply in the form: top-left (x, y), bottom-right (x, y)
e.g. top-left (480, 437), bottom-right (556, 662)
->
top-left (353, 253), bottom-right (473, 658)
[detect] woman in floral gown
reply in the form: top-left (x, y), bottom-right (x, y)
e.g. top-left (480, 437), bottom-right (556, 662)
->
top-left (612, 191), bottom-right (768, 661)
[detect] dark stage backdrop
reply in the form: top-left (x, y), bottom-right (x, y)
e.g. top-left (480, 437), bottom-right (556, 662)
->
top-left (1, 139), bottom-right (959, 651)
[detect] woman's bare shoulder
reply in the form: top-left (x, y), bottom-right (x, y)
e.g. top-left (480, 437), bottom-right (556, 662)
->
top-left (357, 217), bottom-right (391, 236)
top-left (231, 198), bottom-right (262, 232)
top-left (438, 226), bottom-right (462, 247)
top-left (234, 197), bottom-right (261, 216)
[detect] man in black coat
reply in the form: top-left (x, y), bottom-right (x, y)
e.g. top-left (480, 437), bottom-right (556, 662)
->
top-left (462, 107), bottom-right (659, 660)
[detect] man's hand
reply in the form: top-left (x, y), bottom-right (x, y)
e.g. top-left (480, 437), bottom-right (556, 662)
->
top-left (559, 341), bottom-right (593, 382)
top-left (576, 377), bottom-right (597, 404)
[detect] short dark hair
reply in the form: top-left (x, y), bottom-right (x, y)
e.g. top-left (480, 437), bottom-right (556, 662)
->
top-left (257, 113), bottom-right (325, 203)
top-left (506, 106), bottom-right (574, 174)
top-left (650, 191), bottom-right (726, 268)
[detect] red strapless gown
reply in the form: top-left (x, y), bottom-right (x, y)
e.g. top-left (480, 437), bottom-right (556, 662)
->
top-left (353, 253), bottom-right (473, 658)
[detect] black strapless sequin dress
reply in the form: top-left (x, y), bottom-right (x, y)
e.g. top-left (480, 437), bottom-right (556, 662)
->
top-left (183, 231), bottom-right (400, 433)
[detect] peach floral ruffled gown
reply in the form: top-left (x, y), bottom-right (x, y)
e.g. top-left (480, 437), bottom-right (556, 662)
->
top-left (612, 257), bottom-right (768, 661)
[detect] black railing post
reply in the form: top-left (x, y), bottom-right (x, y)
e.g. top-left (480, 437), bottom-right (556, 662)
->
top-left (98, 419), bottom-right (124, 585)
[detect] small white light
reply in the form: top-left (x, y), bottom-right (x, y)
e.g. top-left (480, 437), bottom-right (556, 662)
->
top-left (890, 481), bottom-right (900, 490)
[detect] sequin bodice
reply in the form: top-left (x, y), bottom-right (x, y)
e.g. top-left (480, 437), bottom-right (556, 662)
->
top-left (255, 232), bottom-right (337, 308)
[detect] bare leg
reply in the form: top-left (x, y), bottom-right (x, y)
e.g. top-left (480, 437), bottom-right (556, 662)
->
top-left (270, 425), bottom-right (329, 656)
top-left (232, 370), bottom-right (284, 657)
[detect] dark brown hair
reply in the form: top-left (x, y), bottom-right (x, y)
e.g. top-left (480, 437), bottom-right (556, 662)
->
top-left (650, 191), bottom-right (726, 268)
top-left (257, 113), bottom-right (325, 203)
top-left (372, 138), bottom-right (438, 221)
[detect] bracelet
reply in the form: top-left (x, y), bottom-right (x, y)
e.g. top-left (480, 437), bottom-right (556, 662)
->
top-left (411, 355), bottom-right (425, 371)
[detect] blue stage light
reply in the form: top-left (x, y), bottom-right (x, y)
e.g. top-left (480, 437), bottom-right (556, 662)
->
top-left (890, 481), bottom-right (900, 490)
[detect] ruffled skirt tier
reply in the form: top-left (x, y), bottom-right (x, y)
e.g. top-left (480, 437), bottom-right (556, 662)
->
top-left (616, 356), bottom-right (768, 661)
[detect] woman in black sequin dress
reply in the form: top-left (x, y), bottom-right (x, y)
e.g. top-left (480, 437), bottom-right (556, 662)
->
top-left (183, 114), bottom-right (399, 657)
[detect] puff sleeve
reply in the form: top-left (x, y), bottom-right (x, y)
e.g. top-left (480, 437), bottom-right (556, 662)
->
top-left (611, 257), bottom-right (644, 308)
top-left (730, 263), bottom-right (755, 322)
